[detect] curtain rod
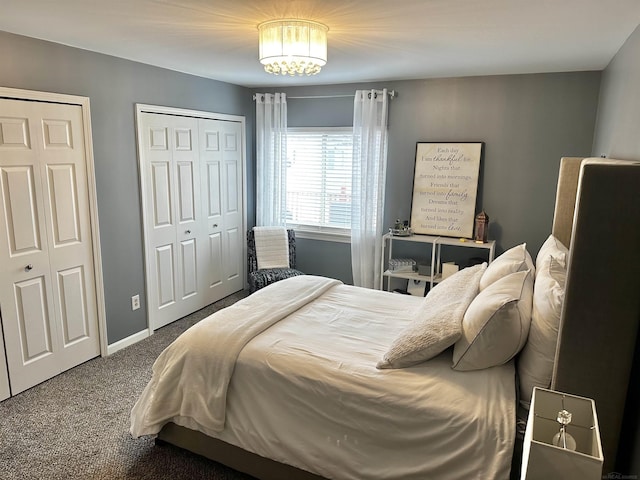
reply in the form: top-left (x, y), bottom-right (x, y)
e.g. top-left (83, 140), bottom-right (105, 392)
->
top-left (252, 90), bottom-right (396, 101)
top-left (288, 94), bottom-right (354, 99)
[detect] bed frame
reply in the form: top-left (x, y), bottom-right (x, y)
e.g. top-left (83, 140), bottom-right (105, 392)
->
top-left (157, 157), bottom-right (640, 478)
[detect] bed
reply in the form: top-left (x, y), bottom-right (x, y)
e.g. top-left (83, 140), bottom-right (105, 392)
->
top-left (131, 157), bottom-right (640, 479)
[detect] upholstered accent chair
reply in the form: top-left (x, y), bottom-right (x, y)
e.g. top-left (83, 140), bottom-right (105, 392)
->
top-left (247, 228), bottom-right (304, 293)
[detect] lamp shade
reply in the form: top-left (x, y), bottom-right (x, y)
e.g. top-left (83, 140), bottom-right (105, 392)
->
top-left (258, 19), bottom-right (328, 76)
top-left (521, 387), bottom-right (603, 480)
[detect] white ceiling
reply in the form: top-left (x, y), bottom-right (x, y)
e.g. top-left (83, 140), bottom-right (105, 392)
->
top-left (1, 0), bottom-right (639, 88)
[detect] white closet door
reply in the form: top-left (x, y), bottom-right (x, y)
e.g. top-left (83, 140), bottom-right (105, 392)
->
top-left (199, 119), bottom-right (244, 302)
top-left (138, 108), bottom-right (245, 331)
top-left (139, 113), bottom-right (203, 330)
top-left (0, 99), bottom-right (100, 395)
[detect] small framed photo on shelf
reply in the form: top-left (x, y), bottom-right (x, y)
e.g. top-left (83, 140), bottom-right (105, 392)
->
top-left (410, 142), bottom-right (483, 238)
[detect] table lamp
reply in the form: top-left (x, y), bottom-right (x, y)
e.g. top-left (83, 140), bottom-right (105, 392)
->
top-left (521, 387), bottom-right (603, 480)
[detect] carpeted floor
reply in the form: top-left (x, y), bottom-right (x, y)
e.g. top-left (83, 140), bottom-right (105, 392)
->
top-left (0, 290), bottom-right (256, 480)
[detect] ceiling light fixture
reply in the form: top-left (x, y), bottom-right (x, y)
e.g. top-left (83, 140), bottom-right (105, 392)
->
top-left (258, 19), bottom-right (328, 76)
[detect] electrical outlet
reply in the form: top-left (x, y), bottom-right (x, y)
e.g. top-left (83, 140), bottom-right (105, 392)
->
top-left (131, 294), bottom-right (140, 311)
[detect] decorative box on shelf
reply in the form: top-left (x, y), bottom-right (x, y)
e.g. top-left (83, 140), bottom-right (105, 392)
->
top-left (441, 262), bottom-right (459, 280)
top-left (521, 387), bottom-right (603, 480)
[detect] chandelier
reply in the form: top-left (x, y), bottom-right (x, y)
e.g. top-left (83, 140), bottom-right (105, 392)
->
top-left (258, 19), bottom-right (328, 76)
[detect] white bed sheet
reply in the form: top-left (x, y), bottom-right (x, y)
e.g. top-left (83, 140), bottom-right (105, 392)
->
top-left (212, 284), bottom-right (516, 480)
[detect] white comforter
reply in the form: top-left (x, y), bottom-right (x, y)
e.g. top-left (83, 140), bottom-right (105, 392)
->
top-left (131, 275), bottom-right (340, 435)
top-left (131, 275), bottom-right (516, 480)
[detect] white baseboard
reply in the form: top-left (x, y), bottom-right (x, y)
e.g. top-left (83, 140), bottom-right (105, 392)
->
top-left (106, 329), bottom-right (150, 355)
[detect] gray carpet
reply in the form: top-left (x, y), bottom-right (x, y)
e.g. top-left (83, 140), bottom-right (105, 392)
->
top-left (0, 290), bottom-right (256, 480)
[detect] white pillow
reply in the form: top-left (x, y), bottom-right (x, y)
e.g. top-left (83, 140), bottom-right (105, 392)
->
top-left (452, 269), bottom-right (533, 371)
top-left (479, 243), bottom-right (534, 291)
top-left (535, 234), bottom-right (568, 275)
top-left (517, 256), bottom-right (567, 407)
top-left (377, 263), bottom-right (486, 369)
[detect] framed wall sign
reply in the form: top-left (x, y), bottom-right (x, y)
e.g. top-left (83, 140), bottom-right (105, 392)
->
top-left (410, 142), bottom-right (483, 238)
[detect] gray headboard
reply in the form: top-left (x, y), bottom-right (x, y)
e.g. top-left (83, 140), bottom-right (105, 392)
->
top-left (550, 157), bottom-right (640, 473)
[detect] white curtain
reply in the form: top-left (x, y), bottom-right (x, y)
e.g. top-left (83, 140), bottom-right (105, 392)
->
top-left (255, 93), bottom-right (287, 226)
top-left (351, 88), bottom-right (390, 289)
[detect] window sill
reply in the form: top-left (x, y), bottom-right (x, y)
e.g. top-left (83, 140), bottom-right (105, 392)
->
top-left (293, 229), bottom-right (351, 244)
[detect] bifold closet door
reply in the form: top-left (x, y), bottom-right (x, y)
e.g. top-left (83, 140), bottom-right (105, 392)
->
top-left (198, 119), bottom-right (243, 302)
top-left (139, 113), bottom-right (203, 330)
top-left (139, 112), bottom-right (245, 331)
top-left (0, 98), bottom-right (100, 395)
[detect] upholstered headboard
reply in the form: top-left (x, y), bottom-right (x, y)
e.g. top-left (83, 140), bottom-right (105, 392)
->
top-left (550, 157), bottom-right (640, 473)
top-left (550, 157), bottom-right (583, 247)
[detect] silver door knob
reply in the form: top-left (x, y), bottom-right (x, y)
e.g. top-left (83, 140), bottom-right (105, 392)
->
top-left (185, 230), bottom-right (191, 234)
top-left (212, 224), bottom-right (218, 228)
top-left (25, 264), bottom-right (33, 272)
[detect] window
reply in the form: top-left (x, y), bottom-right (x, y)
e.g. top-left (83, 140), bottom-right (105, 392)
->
top-left (286, 127), bottom-right (353, 241)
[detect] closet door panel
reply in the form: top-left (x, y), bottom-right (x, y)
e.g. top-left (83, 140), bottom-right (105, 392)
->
top-left (46, 164), bottom-right (81, 245)
top-left (207, 232), bottom-right (223, 289)
top-left (151, 161), bottom-right (173, 229)
top-left (37, 102), bottom-right (99, 372)
top-left (220, 122), bottom-right (244, 295)
top-left (41, 118), bottom-right (73, 149)
top-left (1, 165), bottom-right (43, 254)
top-left (15, 276), bottom-right (55, 360)
top-left (198, 120), bottom-right (225, 301)
top-left (155, 244), bottom-right (176, 308)
top-left (172, 119), bottom-right (201, 316)
top-left (177, 162), bottom-right (195, 223)
top-left (140, 113), bottom-right (202, 329)
top-left (57, 266), bottom-right (90, 344)
top-left (0, 116), bottom-right (30, 148)
top-left (7, 273), bottom-right (60, 394)
top-left (206, 161), bottom-right (222, 219)
top-left (0, 100), bottom-right (60, 395)
top-left (225, 160), bottom-right (239, 215)
top-left (180, 238), bottom-right (198, 299)
top-left (225, 227), bottom-right (241, 282)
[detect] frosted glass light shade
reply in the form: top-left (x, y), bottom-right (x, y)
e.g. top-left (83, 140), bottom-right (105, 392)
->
top-left (258, 19), bottom-right (328, 76)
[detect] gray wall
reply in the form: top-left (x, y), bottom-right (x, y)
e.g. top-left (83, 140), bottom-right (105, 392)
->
top-left (592, 24), bottom-right (640, 159)
top-left (592, 24), bottom-right (640, 476)
top-left (0, 31), bottom-right (254, 344)
top-left (270, 72), bottom-right (601, 283)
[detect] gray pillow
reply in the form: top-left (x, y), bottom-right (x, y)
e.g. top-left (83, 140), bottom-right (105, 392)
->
top-left (377, 263), bottom-right (486, 369)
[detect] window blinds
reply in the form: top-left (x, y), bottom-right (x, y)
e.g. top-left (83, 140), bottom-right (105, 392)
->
top-left (286, 127), bottom-right (353, 234)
